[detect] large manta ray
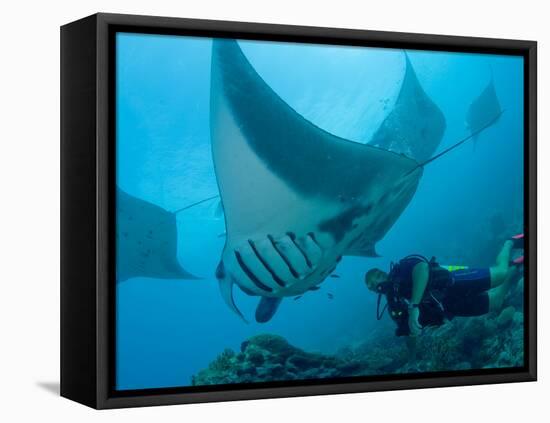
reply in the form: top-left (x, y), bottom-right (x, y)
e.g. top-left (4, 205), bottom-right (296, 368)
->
top-left (210, 39), bottom-right (446, 323)
top-left (116, 187), bottom-right (198, 282)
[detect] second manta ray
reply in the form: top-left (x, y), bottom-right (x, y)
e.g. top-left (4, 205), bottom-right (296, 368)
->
top-left (210, 40), bottom-right (448, 323)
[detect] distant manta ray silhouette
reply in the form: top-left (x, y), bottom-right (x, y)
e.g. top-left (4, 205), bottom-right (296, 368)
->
top-left (411, 74), bottom-right (504, 173)
top-left (466, 70), bottom-right (504, 148)
top-left (116, 187), bottom-right (203, 282)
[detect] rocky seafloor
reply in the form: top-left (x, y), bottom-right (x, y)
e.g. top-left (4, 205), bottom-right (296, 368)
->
top-left (192, 281), bottom-right (524, 386)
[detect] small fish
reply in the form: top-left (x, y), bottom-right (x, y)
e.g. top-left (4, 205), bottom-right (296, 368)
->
top-left (293, 295), bottom-right (302, 301)
top-left (327, 293), bottom-right (334, 300)
top-left (308, 286), bottom-right (320, 291)
top-left (330, 274), bottom-right (341, 278)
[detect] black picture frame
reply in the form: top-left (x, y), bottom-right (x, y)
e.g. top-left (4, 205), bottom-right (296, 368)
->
top-left (60, 12), bottom-right (537, 409)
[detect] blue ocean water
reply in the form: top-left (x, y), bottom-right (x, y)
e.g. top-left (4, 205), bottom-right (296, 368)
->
top-left (115, 33), bottom-right (524, 390)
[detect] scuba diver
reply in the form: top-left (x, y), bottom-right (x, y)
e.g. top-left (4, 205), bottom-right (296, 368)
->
top-left (364, 234), bottom-right (524, 337)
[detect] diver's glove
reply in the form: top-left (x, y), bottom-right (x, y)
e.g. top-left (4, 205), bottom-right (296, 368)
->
top-left (408, 304), bottom-right (422, 336)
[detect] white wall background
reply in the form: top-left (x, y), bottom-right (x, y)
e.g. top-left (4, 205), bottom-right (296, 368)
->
top-left (0, 0), bottom-right (546, 421)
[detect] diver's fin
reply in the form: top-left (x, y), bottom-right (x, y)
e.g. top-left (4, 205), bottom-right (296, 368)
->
top-left (511, 233), bottom-right (524, 249)
top-left (255, 297), bottom-right (283, 323)
top-left (511, 255), bottom-right (524, 266)
top-left (218, 276), bottom-right (248, 323)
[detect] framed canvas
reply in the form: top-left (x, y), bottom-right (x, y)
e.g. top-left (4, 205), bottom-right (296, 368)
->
top-left (60, 13), bottom-right (537, 409)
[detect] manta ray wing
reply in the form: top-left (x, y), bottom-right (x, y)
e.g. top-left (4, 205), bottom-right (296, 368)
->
top-left (210, 39), bottom-right (423, 321)
top-left (347, 53), bottom-right (446, 257)
top-left (369, 52), bottom-right (446, 163)
top-left (116, 187), bottom-right (199, 282)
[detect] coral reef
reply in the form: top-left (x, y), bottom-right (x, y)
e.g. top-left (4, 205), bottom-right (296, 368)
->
top-left (192, 282), bottom-right (524, 386)
top-left (192, 334), bottom-right (357, 385)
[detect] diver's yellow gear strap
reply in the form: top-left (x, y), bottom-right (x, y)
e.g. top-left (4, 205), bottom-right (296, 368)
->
top-left (441, 265), bottom-right (469, 272)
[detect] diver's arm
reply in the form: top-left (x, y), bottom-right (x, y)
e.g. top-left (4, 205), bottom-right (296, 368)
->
top-left (408, 262), bottom-right (429, 336)
top-left (411, 262), bottom-right (429, 305)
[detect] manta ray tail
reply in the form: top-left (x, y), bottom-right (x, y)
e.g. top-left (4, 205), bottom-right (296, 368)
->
top-left (171, 194), bottom-right (220, 215)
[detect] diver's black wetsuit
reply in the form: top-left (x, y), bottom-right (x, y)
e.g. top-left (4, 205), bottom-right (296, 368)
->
top-left (383, 256), bottom-right (492, 336)
top-left (395, 257), bottom-right (492, 317)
